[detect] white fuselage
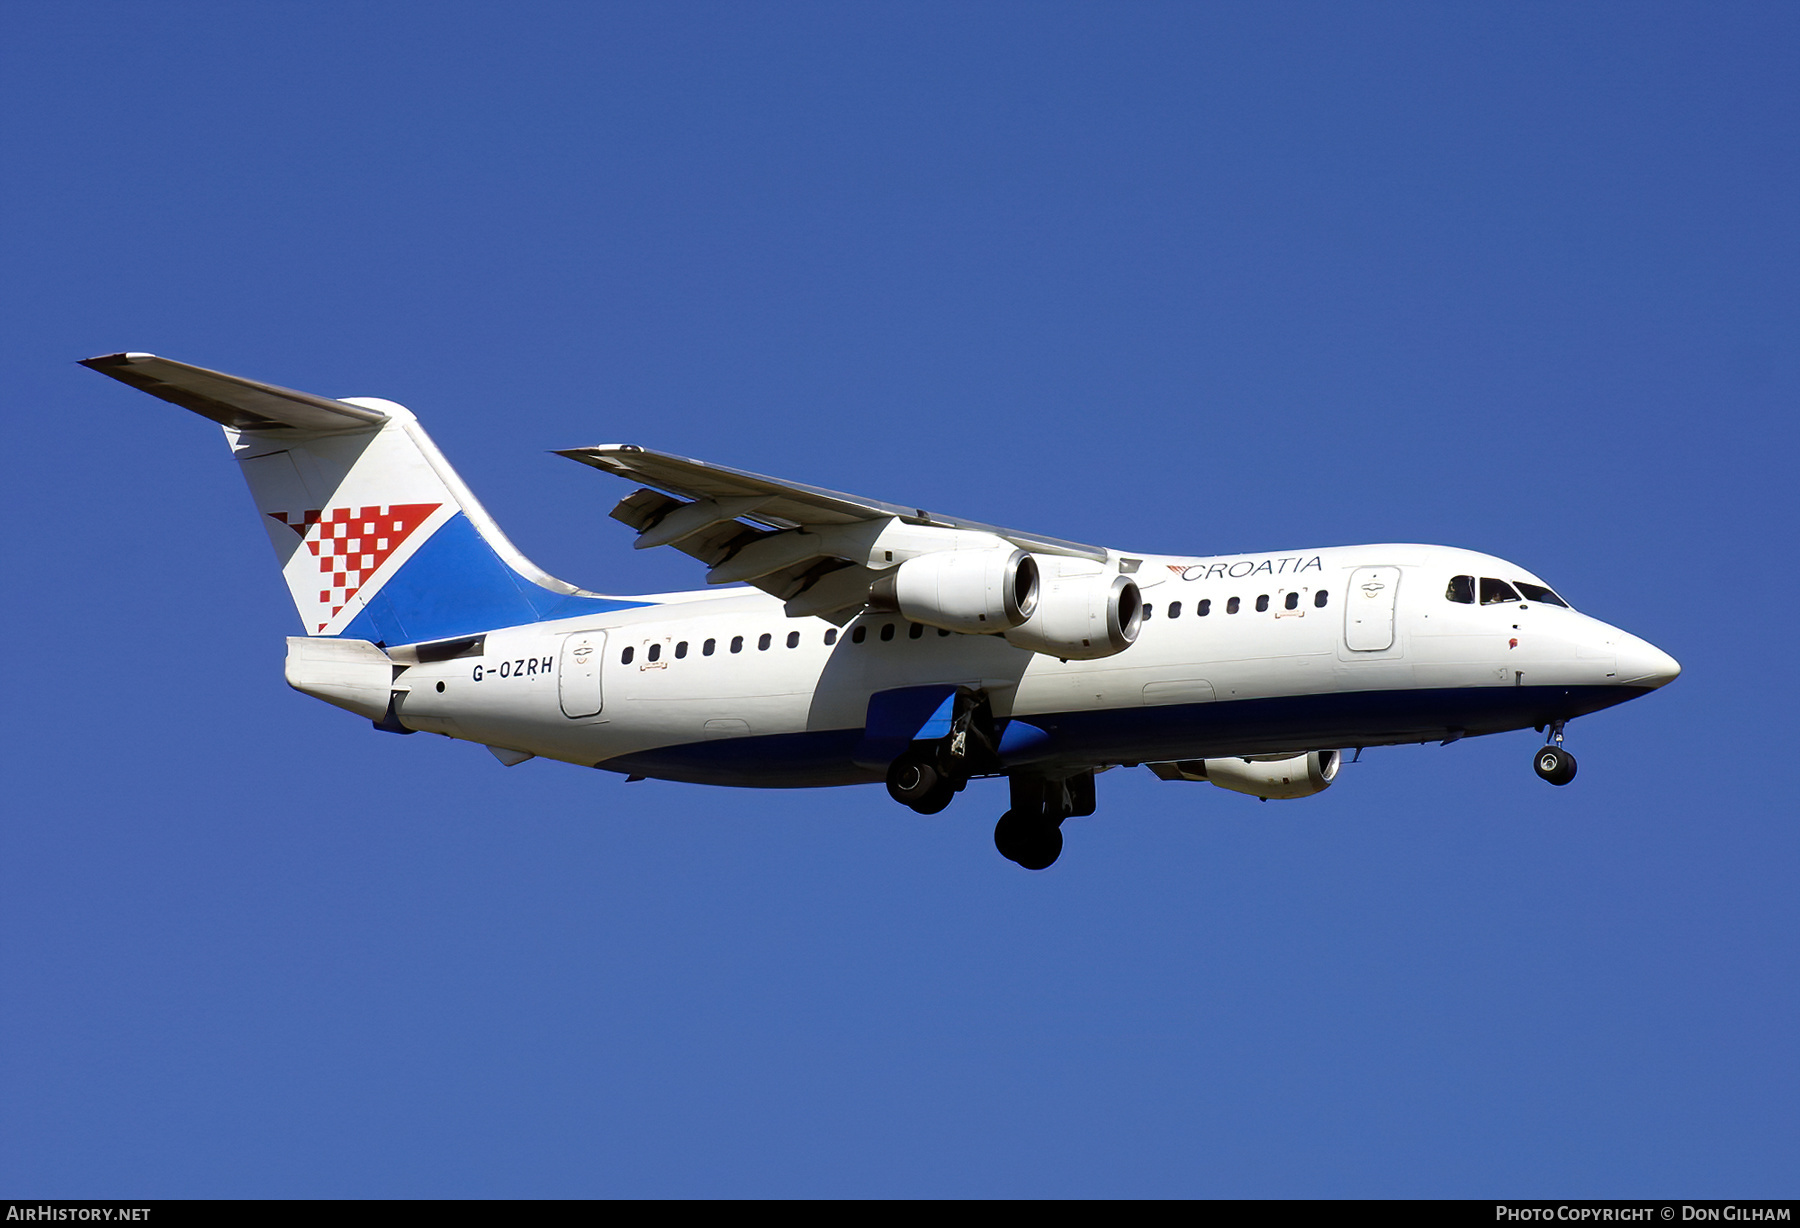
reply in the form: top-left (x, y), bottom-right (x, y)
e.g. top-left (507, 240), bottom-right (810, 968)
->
top-left (386, 543), bottom-right (1677, 787)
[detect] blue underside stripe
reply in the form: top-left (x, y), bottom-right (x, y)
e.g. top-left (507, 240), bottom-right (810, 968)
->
top-left (336, 513), bottom-right (643, 646)
top-left (594, 683), bottom-right (1657, 789)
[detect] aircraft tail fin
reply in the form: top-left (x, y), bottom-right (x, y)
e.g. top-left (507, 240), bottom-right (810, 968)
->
top-left (82, 353), bottom-right (634, 644)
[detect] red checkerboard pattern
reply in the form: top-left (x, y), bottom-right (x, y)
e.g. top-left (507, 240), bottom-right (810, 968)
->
top-left (268, 503), bottom-right (441, 630)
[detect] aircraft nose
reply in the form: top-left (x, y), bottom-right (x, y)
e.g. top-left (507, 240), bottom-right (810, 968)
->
top-left (1616, 635), bottom-right (1681, 689)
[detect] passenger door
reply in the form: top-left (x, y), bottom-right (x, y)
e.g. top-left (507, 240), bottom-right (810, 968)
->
top-left (1345, 567), bottom-right (1401, 652)
top-left (558, 631), bottom-right (606, 718)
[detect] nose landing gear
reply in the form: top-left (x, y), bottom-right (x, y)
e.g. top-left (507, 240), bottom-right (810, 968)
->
top-left (1533, 720), bottom-right (1578, 785)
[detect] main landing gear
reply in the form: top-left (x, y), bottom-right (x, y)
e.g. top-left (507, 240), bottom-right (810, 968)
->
top-left (882, 690), bottom-right (1097, 870)
top-left (1533, 719), bottom-right (1578, 786)
top-left (884, 689), bottom-right (996, 815)
top-left (994, 811), bottom-right (1061, 871)
top-left (994, 772), bottom-right (1095, 871)
top-left (885, 747), bottom-right (961, 814)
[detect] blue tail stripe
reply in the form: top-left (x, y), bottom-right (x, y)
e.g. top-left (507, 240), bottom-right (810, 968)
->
top-left (338, 512), bottom-right (643, 645)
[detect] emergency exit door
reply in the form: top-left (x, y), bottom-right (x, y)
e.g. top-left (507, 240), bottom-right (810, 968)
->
top-left (558, 631), bottom-right (606, 718)
top-left (1345, 567), bottom-right (1400, 652)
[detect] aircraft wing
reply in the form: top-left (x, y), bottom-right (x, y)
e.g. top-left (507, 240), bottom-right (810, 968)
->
top-left (559, 444), bottom-right (1106, 555)
top-left (558, 443), bottom-right (1109, 619)
top-left (79, 353), bottom-right (387, 433)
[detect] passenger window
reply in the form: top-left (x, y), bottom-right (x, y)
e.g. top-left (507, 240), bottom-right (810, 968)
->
top-left (1480, 577), bottom-right (1521, 606)
top-left (730, 635), bottom-right (743, 654)
top-left (1198, 599), bottom-right (1211, 616)
top-left (1255, 595), bottom-right (1269, 613)
top-left (880, 623), bottom-right (895, 641)
top-left (675, 641), bottom-right (688, 659)
top-left (1168, 601), bottom-right (1181, 619)
top-left (1284, 592), bottom-right (1299, 610)
top-left (1446, 575), bottom-right (1475, 604)
top-left (1227, 597), bottom-right (1240, 614)
top-left (647, 643), bottom-right (661, 662)
top-left (1515, 582), bottom-right (1570, 608)
top-left (908, 623), bottom-right (924, 639)
top-left (1143, 604), bottom-right (1153, 620)
top-left (621, 646), bottom-right (634, 664)
top-left (824, 628), bottom-right (837, 645)
top-left (852, 625), bottom-right (867, 644)
top-left (703, 638), bottom-right (716, 656)
top-left (786, 630), bottom-right (800, 648)
top-left (758, 633), bottom-right (772, 651)
top-left (1313, 590), bottom-right (1328, 608)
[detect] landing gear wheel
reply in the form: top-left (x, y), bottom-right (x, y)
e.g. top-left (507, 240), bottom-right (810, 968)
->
top-left (1533, 745), bottom-right (1577, 786)
top-left (910, 778), bottom-right (957, 815)
top-left (887, 750), bottom-right (958, 813)
top-left (994, 810), bottom-right (1063, 870)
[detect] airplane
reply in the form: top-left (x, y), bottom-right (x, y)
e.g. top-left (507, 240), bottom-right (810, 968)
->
top-left (82, 353), bottom-right (1681, 869)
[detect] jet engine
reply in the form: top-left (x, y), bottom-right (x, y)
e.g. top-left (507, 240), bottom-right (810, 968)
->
top-left (1149, 750), bottom-right (1340, 800)
top-left (866, 546), bottom-right (1039, 634)
top-left (1002, 569), bottom-right (1142, 660)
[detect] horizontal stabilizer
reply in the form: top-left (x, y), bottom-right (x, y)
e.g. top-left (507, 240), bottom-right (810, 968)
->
top-left (285, 636), bottom-right (396, 721)
top-left (80, 353), bottom-right (388, 433)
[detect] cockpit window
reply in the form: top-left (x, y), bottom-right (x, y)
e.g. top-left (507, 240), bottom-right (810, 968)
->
top-left (1446, 575), bottom-right (1475, 604)
top-left (1515, 582), bottom-right (1570, 608)
top-left (1480, 577), bottom-right (1521, 605)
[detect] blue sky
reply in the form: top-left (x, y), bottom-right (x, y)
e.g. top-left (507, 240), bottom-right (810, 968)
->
top-left (3, 1), bottom-right (1795, 1197)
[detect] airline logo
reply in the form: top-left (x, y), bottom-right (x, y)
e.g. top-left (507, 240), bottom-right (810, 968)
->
top-left (269, 503), bottom-right (441, 631)
top-left (1167, 555), bottom-right (1326, 581)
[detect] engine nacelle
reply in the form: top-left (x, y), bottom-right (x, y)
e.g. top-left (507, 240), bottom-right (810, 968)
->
top-left (1151, 750), bottom-right (1340, 800)
top-left (1002, 569), bottom-right (1142, 660)
top-left (867, 547), bottom-right (1039, 634)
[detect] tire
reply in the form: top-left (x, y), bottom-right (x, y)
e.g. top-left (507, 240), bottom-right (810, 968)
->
top-left (886, 750), bottom-right (941, 807)
top-left (994, 810), bottom-right (1063, 869)
top-left (1533, 745), bottom-right (1578, 786)
top-left (993, 810), bottom-right (1028, 862)
top-left (910, 776), bottom-right (957, 815)
top-left (1013, 824), bottom-right (1063, 871)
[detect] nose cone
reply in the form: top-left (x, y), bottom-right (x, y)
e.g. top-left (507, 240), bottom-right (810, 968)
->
top-left (1616, 635), bottom-right (1681, 689)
